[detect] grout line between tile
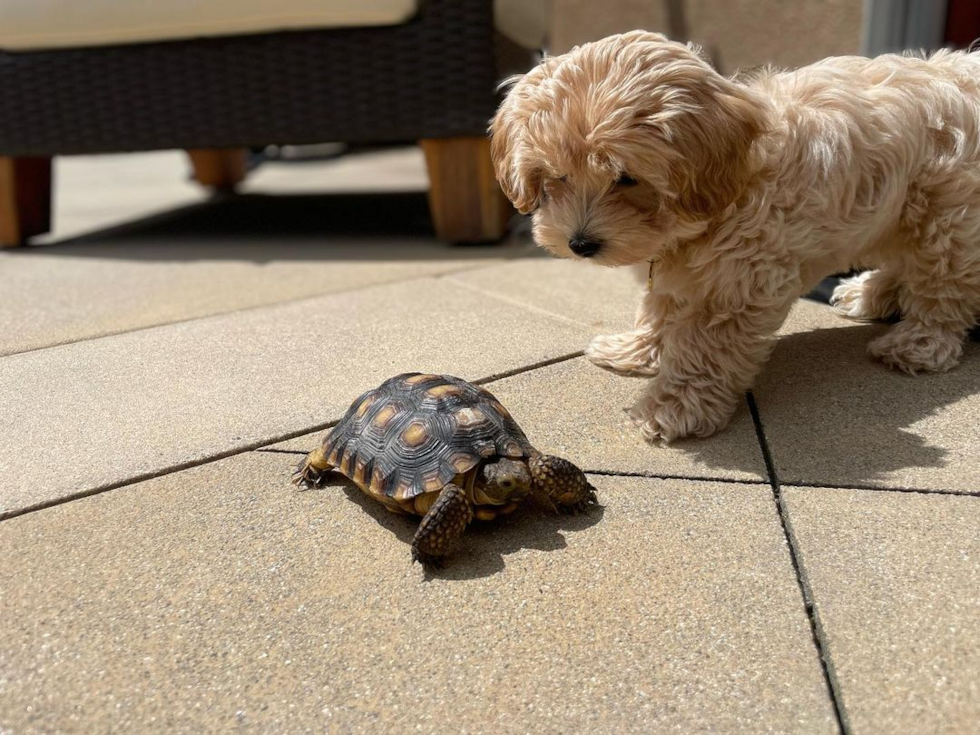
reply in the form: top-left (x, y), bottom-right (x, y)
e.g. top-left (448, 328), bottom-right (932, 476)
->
top-left (778, 479), bottom-right (980, 499)
top-left (0, 420), bottom-right (340, 522)
top-left (472, 351), bottom-right (584, 385)
top-left (746, 392), bottom-right (778, 487)
top-left (747, 391), bottom-right (849, 734)
top-left (778, 497), bottom-right (853, 735)
top-left (582, 468), bottom-right (768, 486)
top-left (0, 352), bottom-right (585, 522)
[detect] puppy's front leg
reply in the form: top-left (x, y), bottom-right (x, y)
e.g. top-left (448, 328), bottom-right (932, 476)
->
top-left (631, 294), bottom-right (796, 442)
top-left (586, 288), bottom-right (666, 376)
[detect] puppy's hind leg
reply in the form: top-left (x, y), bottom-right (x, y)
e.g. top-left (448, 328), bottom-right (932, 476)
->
top-left (586, 288), bottom-right (664, 376)
top-left (868, 191), bottom-right (980, 374)
top-left (831, 269), bottom-right (901, 321)
top-left (868, 307), bottom-right (972, 374)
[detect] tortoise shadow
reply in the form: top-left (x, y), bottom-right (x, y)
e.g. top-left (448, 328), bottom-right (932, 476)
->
top-left (429, 497), bottom-right (606, 582)
top-left (306, 477), bottom-right (605, 581)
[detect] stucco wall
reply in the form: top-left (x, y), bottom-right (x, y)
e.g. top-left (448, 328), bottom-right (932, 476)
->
top-left (551, 0), bottom-right (866, 72)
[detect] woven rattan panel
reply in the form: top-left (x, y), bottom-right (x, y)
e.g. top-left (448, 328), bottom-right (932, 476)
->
top-left (0, 0), bottom-right (503, 155)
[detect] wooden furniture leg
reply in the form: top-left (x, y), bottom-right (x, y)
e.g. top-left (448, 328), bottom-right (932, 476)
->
top-left (186, 148), bottom-right (248, 191)
top-left (0, 157), bottom-right (53, 247)
top-left (420, 137), bottom-right (512, 243)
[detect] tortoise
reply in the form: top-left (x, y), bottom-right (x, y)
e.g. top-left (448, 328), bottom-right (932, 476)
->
top-left (292, 372), bottom-right (598, 564)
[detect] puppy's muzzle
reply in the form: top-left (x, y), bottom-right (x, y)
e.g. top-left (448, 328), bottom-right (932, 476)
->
top-left (569, 238), bottom-right (603, 258)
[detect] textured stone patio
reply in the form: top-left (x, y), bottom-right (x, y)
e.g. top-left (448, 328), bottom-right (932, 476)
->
top-left (1, 149), bottom-right (977, 733)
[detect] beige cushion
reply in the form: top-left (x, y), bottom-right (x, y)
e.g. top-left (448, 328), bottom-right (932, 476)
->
top-left (0, 0), bottom-right (419, 51)
top-left (0, 0), bottom-right (547, 52)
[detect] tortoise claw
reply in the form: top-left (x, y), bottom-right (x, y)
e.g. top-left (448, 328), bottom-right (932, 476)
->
top-left (411, 547), bottom-right (446, 568)
top-left (291, 460), bottom-right (326, 490)
top-left (556, 490), bottom-right (599, 515)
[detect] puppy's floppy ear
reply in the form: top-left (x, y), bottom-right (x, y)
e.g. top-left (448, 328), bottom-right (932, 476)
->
top-left (489, 73), bottom-right (545, 214)
top-left (668, 77), bottom-right (768, 217)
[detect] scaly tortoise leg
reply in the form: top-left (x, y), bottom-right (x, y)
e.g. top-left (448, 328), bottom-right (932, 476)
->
top-left (291, 448), bottom-right (335, 489)
top-left (411, 484), bottom-right (473, 566)
top-left (528, 453), bottom-right (599, 514)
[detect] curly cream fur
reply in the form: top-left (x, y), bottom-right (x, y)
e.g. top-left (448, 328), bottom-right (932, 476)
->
top-left (490, 31), bottom-right (980, 442)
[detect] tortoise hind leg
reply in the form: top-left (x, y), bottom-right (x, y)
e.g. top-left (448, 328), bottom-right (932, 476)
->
top-left (292, 448), bottom-right (335, 489)
top-left (411, 484), bottom-right (473, 566)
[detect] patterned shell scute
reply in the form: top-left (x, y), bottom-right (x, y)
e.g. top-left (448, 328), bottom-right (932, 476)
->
top-left (321, 373), bottom-right (533, 501)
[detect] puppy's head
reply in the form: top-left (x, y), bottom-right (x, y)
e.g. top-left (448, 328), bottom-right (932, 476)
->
top-left (490, 31), bottom-right (769, 266)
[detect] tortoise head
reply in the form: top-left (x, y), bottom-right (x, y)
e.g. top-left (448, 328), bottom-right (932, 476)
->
top-left (479, 458), bottom-right (533, 503)
top-left (528, 454), bottom-right (598, 513)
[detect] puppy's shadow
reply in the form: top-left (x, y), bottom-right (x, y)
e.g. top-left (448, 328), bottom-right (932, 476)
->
top-left (303, 477), bottom-right (603, 580)
top-left (678, 318), bottom-right (980, 486)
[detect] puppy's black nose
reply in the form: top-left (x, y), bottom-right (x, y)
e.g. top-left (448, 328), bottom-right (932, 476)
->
top-left (569, 238), bottom-right (602, 258)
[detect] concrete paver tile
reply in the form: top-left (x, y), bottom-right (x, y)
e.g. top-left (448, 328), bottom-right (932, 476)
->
top-left (5, 146), bottom-right (528, 356)
top-left (754, 300), bottom-right (980, 493)
top-left (37, 151), bottom-right (205, 243)
top-left (276, 357), bottom-right (766, 483)
top-left (0, 278), bottom-right (587, 517)
top-left (486, 357), bottom-right (766, 481)
top-left (0, 233), bottom-right (517, 356)
top-left (0, 455), bottom-right (836, 732)
top-left (241, 147), bottom-right (429, 194)
top-left (38, 146), bottom-right (427, 245)
top-left (784, 486), bottom-right (980, 733)
top-left (448, 257), bottom-right (641, 332)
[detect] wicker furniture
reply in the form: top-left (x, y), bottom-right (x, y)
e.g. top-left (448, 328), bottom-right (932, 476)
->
top-left (0, 0), bottom-right (538, 245)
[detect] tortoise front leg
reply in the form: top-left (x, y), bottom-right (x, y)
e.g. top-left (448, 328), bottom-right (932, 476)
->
top-left (411, 484), bottom-right (473, 566)
top-left (528, 454), bottom-right (598, 513)
top-left (291, 448), bottom-right (335, 489)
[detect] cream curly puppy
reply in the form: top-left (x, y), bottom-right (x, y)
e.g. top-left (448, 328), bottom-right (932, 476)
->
top-left (490, 31), bottom-right (980, 442)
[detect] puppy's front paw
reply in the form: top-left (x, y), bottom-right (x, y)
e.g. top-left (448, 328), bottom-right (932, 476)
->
top-left (830, 275), bottom-right (869, 319)
top-left (586, 330), bottom-right (659, 376)
top-left (831, 270), bottom-right (899, 321)
top-left (629, 384), bottom-right (736, 443)
top-left (628, 402), bottom-right (672, 443)
top-left (629, 395), bottom-right (696, 443)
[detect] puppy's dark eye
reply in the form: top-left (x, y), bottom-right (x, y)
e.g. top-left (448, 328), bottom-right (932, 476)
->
top-left (617, 174), bottom-right (638, 187)
top-left (558, 175), bottom-right (568, 183)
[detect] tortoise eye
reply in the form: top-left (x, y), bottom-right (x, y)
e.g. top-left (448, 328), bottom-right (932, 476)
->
top-left (617, 174), bottom-right (638, 187)
top-left (499, 479), bottom-right (514, 489)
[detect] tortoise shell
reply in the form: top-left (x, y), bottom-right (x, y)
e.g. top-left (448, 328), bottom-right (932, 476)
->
top-left (320, 373), bottom-right (534, 505)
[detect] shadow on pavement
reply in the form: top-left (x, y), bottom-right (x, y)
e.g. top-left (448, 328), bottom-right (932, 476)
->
top-left (12, 192), bottom-right (541, 262)
top-left (747, 321), bottom-right (980, 486)
top-left (299, 477), bottom-right (604, 580)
